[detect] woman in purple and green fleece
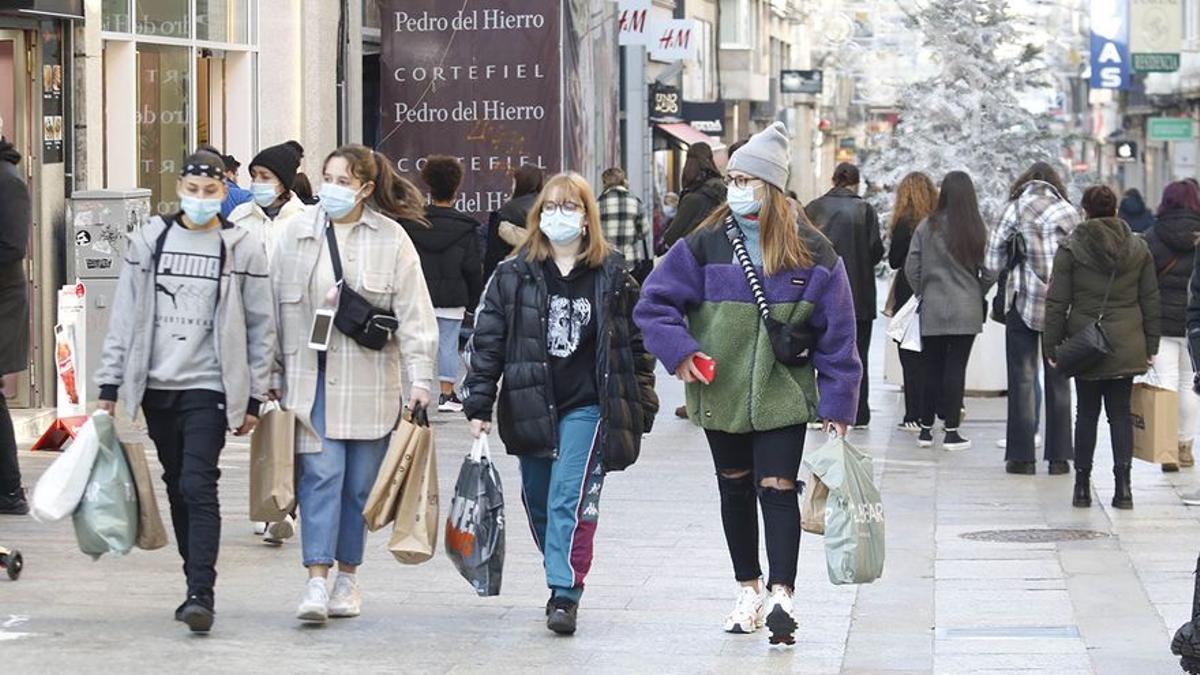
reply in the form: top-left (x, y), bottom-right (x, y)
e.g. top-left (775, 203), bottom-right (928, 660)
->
top-left (635, 122), bottom-right (861, 646)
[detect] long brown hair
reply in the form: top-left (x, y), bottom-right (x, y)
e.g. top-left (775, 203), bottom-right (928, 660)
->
top-left (323, 144), bottom-right (409, 219)
top-left (391, 175), bottom-right (429, 225)
top-left (699, 182), bottom-right (812, 275)
top-left (523, 172), bottom-right (612, 268)
top-left (1009, 161), bottom-right (1069, 203)
top-left (889, 172), bottom-right (938, 236)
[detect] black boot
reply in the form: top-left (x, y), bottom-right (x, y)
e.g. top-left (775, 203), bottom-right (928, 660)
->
top-left (1072, 471), bottom-right (1091, 508)
top-left (1112, 464), bottom-right (1133, 510)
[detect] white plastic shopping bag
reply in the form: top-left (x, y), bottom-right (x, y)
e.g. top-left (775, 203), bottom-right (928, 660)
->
top-left (886, 296), bottom-right (922, 352)
top-left (31, 411), bottom-right (104, 522)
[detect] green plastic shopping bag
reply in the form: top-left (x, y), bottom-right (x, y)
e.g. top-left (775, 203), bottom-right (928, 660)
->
top-left (72, 412), bottom-right (138, 559)
top-left (801, 435), bottom-right (885, 584)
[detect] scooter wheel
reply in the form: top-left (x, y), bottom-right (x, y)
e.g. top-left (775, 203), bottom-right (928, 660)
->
top-left (5, 550), bottom-right (21, 580)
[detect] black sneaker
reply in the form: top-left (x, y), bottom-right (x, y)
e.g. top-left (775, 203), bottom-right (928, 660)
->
top-left (1006, 461), bottom-right (1036, 475)
top-left (174, 598), bottom-right (188, 622)
top-left (0, 488), bottom-right (29, 516)
top-left (943, 430), bottom-right (971, 451)
top-left (546, 597), bottom-right (578, 635)
top-left (1048, 460), bottom-right (1071, 475)
top-left (917, 426), bottom-right (934, 448)
top-left (437, 393), bottom-right (463, 413)
top-left (179, 595), bottom-right (215, 633)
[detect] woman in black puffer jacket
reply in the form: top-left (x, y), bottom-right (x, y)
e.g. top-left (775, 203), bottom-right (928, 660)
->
top-left (464, 172), bottom-right (658, 637)
top-left (1143, 181), bottom-right (1200, 471)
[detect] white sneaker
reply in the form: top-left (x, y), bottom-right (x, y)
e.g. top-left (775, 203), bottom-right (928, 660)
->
top-left (265, 515), bottom-right (296, 545)
top-left (996, 434), bottom-right (1042, 450)
top-left (723, 586), bottom-right (765, 634)
top-left (328, 574), bottom-right (362, 618)
top-left (253, 521), bottom-right (268, 535)
top-left (1182, 490), bottom-right (1200, 506)
top-left (296, 577), bottom-right (329, 623)
top-left (764, 586), bottom-right (798, 646)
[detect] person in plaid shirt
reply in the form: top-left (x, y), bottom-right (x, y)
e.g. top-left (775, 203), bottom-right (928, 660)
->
top-left (598, 167), bottom-right (647, 266)
top-left (984, 162), bottom-right (1081, 476)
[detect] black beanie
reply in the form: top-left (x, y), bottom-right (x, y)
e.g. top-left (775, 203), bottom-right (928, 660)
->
top-left (249, 141), bottom-right (302, 189)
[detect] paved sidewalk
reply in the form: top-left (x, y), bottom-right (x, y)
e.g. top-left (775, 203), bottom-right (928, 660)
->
top-left (1, 325), bottom-right (1197, 673)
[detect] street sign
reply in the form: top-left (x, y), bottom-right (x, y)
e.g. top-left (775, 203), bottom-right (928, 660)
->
top-left (681, 100), bottom-right (724, 137)
top-left (1115, 140), bottom-right (1137, 162)
top-left (781, 69), bottom-right (822, 94)
top-left (1148, 117), bottom-right (1195, 141)
top-left (1132, 53), bottom-right (1180, 73)
top-left (616, 0), bottom-right (650, 46)
top-left (1090, 0), bottom-right (1131, 90)
top-left (648, 83), bottom-right (681, 123)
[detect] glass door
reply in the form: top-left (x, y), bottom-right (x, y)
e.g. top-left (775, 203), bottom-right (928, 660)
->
top-left (0, 29), bottom-right (33, 408)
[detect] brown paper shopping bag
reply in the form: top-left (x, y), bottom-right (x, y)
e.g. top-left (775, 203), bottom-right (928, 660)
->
top-left (249, 403), bottom-right (296, 522)
top-left (363, 409), bottom-right (425, 531)
top-left (801, 474), bottom-right (829, 535)
top-left (120, 442), bottom-right (168, 551)
top-left (1132, 383), bottom-right (1179, 465)
top-left (389, 418), bottom-right (439, 565)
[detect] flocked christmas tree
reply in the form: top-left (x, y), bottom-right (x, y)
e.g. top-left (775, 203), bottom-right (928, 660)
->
top-left (861, 0), bottom-right (1076, 223)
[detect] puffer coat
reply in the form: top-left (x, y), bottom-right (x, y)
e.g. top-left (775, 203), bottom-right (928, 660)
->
top-left (1043, 217), bottom-right (1160, 381)
top-left (1143, 208), bottom-right (1200, 337)
top-left (464, 251), bottom-right (659, 472)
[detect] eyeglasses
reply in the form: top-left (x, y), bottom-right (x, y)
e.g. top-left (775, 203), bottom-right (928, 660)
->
top-left (542, 200), bottom-right (582, 215)
top-left (724, 175), bottom-right (761, 190)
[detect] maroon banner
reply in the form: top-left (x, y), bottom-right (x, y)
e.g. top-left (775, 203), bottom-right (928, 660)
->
top-left (378, 1), bottom-right (562, 221)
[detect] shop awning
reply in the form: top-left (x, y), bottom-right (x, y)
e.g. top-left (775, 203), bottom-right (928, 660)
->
top-left (654, 123), bottom-right (726, 152)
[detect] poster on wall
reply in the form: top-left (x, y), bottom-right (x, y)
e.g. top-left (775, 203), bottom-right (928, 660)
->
top-left (41, 21), bottom-right (64, 163)
top-left (378, 1), bottom-right (563, 222)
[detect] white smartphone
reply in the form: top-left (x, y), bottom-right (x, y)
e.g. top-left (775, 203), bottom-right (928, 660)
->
top-left (308, 309), bottom-right (336, 351)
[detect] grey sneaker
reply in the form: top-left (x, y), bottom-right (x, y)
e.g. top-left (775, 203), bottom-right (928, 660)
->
top-left (1182, 490), bottom-right (1200, 506)
top-left (327, 574), bottom-right (362, 618)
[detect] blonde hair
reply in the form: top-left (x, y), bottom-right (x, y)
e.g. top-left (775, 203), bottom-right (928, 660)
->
top-left (889, 171), bottom-right (937, 236)
top-left (523, 172), bottom-right (612, 268)
top-left (700, 182), bottom-right (812, 275)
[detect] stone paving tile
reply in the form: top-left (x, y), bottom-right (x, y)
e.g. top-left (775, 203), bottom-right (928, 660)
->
top-left (6, 321), bottom-right (1200, 673)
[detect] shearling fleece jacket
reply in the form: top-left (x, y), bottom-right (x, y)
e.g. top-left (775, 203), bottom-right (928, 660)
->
top-left (96, 214), bottom-right (276, 429)
top-left (1043, 217), bottom-right (1160, 381)
top-left (635, 221), bottom-right (862, 431)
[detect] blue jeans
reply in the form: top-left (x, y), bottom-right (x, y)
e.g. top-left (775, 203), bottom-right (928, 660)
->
top-left (436, 317), bottom-right (463, 384)
top-left (518, 405), bottom-right (603, 603)
top-left (297, 374), bottom-right (391, 567)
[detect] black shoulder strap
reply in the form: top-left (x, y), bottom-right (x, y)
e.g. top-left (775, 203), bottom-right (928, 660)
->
top-left (722, 215), bottom-right (773, 322)
top-left (324, 217), bottom-right (344, 283)
top-left (153, 214), bottom-right (178, 263)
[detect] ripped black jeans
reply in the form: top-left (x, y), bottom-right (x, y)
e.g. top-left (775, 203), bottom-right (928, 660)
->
top-left (704, 424), bottom-right (807, 590)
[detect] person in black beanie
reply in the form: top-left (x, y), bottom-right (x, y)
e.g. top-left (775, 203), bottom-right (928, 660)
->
top-left (230, 141), bottom-right (308, 266)
top-left (0, 117), bottom-right (30, 515)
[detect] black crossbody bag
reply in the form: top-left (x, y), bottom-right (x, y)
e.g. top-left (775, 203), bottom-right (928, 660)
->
top-left (723, 216), bottom-right (815, 367)
top-left (1053, 268), bottom-right (1116, 378)
top-left (325, 222), bottom-right (399, 350)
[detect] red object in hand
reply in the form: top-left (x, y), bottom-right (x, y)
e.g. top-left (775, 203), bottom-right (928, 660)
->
top-left (694, 354), bottom-right (717, 384)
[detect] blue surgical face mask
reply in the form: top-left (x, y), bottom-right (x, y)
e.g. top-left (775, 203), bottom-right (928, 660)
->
top-left (179, 195), bottom-right (222, 226)
top-left (663, 205), bottom-right (677, 218)
top-left (251, 182), bottom-right (280, 208)
top-left (320, 183), bottom-right (362, 220)
top-left (727, 183), bottom-right (761, 216)
top-left (540, 210), bottom-right (584, 244)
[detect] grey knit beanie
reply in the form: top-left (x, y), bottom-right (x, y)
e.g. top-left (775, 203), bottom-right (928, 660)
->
top-left (727, 121), bottom-right (791, 191)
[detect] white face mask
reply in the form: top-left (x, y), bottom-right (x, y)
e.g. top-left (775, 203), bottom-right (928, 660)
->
top-left (540, 210), bottom-right (584, 244)
top-left (727, 183), bottom-right (761, 216)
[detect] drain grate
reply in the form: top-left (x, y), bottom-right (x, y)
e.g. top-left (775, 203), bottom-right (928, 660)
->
top-left (959, 528), bottom-right (1110, 543)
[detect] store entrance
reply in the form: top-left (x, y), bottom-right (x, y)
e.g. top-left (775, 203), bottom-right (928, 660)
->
top-left (0, 29), bottom-right (34, 409)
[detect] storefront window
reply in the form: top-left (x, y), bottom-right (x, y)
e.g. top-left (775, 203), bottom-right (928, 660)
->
top-left (137, 44), bottom-right (190, 214)
top-left (197, 0), bottom-right (249, 44)
top-left (137, 0), bottom-right (190, 39)
top-left (102, 0), bottom-right (131, 33)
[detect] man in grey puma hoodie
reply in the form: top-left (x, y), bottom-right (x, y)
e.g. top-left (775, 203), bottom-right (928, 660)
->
top-left (95, 150), bottom-right (275, 633)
